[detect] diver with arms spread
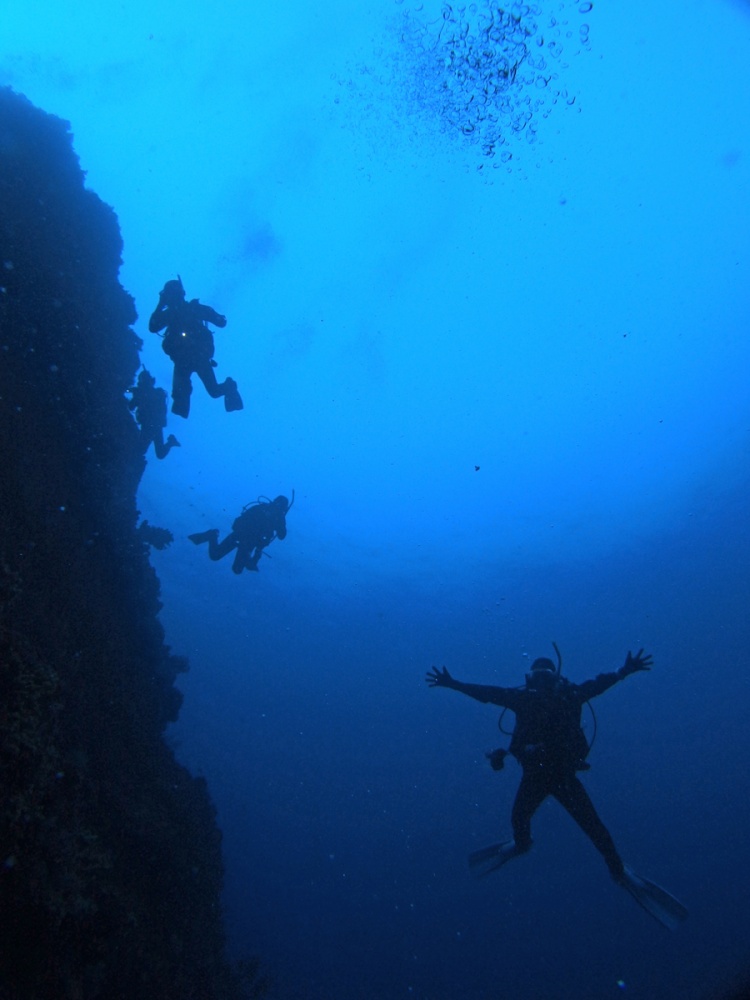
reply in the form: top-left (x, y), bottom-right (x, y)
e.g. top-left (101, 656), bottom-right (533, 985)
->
top-left (425, 647), bottom-right (687, 930)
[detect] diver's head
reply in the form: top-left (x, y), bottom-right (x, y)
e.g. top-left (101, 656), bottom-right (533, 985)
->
top-left (137, 370), bottom-right (155, 386)
top-left (526, 657), bottom-right (558, 689)
top-left (160, 278), bottom-right (185, 305)
top-left (272, 495), bottom-right (289, 512)
top-left (531, 657), bottom-right (556, 674)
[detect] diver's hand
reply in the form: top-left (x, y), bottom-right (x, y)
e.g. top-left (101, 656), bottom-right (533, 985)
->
top-left (620, 649), bottom-right (653, 677)
top-left (425, 666), bottom-right (455, 689)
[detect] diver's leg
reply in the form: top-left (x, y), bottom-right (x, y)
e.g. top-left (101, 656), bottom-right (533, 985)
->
top-left (195, 361), bottom-right (223, 398)
top-left (151, 422), bottom-right (179, 458)
top-left (171, 365), bottom-right (192, 418)
top-left (231, 545), bottom-right (249, 574)
top-left (467, 773), bottom-right (544, 876)
top-left (195, 362), bottom-right (243, 411)
top-left (152, 428), bottom-right (170, 459)
top-left (245, 545), bottom-right (262, 571)
top-left (207, 533), bottom-right (239, 562)
top-left (554, 775), bottom-right (624, 880)
top-left (469, 771), bottom-right (546, 875)
top-left (511, 770), bottom-right (548, 853)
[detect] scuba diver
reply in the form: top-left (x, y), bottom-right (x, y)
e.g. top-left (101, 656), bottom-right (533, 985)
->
top-left (188, 494), bottom-right (292, 574)
top-left (425, 648), bottom-right (688, 930)
top-left (148, 276), bottom-right (243, 418)
top-left (126, 369), bottom-right (180, 459)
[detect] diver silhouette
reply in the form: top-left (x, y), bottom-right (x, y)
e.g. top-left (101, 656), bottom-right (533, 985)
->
top-left (126, 369), bottom-right (180, 459)
top-left (426, 648), bottom-right (688, 930)
top-left (189, 495), bottom-right (292, 574)
top-left (148, 276), bottom-right (243, 418)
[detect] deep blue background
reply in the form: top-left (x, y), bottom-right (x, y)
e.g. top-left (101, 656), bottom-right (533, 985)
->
top-left (4, 1), bottom-right (750, 996)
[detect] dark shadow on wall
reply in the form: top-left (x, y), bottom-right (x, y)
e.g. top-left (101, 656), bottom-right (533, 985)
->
top-left (0, 86), bottom-right (265, 1000)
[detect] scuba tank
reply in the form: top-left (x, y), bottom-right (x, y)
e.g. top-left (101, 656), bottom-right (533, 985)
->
top-left (233, 491), bottom-right (294, 533)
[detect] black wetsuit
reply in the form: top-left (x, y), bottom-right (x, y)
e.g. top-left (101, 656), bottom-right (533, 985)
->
top-left (149, 298), bottom-right (237, 417)
top-left (193, 503), bottom-right (288, 574)
top-left (452, 671), bottom-right (626, 879)
top-left (127, 380), bottom-right (176, 459)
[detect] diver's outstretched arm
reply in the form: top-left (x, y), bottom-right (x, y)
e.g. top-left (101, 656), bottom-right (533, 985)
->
top-left (425, 666), bottom-right (517, 708)
top-left (577, 649), bottom-right (653, 702)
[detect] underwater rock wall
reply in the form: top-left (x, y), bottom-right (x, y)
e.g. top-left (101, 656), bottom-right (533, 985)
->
top-left (0, 87), bottom-right (239, 999)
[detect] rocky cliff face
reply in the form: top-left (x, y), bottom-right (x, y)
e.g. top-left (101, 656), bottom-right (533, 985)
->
top-left (0, 86), bottom-right (242, 1000)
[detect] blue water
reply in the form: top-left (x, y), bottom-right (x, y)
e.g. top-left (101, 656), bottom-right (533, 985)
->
top-left (4, 1), bottom-right (750, 996)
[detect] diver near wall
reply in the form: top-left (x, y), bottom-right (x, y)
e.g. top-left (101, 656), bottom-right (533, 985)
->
top-left (127, 368), bottom-right (180, 459)
top-left (188, 494), bottom-right (292, 574)
top-left (148, 276), bottom-right (243, 418)
top-left (426, 647), bottom-right (688, 930)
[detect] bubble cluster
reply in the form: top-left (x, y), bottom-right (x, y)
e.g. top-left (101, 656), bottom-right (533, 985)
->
top-left (393, 1), bottom-right (590, 161)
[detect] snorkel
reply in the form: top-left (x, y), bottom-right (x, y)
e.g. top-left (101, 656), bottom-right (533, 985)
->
top-left (552, 641), bottom-right (562, 676)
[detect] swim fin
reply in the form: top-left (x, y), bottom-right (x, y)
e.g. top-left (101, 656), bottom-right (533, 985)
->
top-left (188, 529), bottom-right (218, 545)
top-left (223, 378), bottom-right (244, 412)
top-left (619, 866), bottom-right (688, 931)
top-left (468, 840), bottom-right (520, 878)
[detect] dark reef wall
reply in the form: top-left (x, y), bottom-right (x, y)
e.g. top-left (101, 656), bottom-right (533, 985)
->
top-left (0, 87), bottom-right (243, 1000)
